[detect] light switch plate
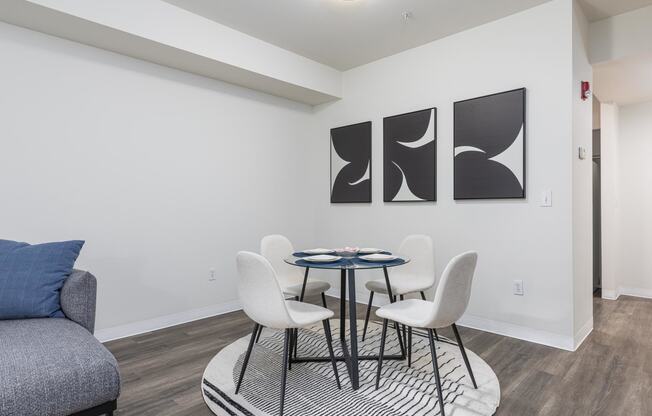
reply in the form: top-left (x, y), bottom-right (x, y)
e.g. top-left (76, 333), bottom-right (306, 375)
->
top-left (578, 146), bottom-right (587, 160)
top-left (540, 190), bottom-right (552, 207)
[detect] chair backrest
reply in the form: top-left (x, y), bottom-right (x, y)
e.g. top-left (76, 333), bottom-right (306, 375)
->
top-left (396, 235), bottom-right (436, 287)
top-left (260, 235), bottom-right (304, 288)
top-left (425, 251), bottom-right (478, 328)
top-left (236, 251), bottom-right (293, 329)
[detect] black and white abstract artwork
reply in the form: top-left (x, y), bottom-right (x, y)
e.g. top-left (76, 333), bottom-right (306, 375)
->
top-left (454, 88), bottom-right (526, 200)
top-left (383, 108), bottom-right (437, 202)
top-left (330, 121), bottom-right (372, 203)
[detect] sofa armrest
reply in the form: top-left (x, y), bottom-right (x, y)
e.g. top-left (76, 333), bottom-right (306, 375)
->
top-left (61, 269), bottom-right (97, 333)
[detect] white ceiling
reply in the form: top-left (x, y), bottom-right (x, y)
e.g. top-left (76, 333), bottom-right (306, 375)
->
top-left (164, 0), bottom-right (551, 70)
top-left (594, 53), bottom-right (652, 106)
top-left (578, 0), bottom-right (652, 21)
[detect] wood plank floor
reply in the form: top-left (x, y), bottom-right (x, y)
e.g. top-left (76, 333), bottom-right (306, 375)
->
top-left (105, 294), bottom-right (652, 415)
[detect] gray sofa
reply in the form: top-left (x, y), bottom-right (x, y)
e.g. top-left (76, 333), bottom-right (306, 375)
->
top-left (0, 270), bottom-right (120, 416)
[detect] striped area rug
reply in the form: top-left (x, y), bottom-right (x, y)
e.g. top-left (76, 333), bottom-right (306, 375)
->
top-left (202, 320), bottom-right (500, 416)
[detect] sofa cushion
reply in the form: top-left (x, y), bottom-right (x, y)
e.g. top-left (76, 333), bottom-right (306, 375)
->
top-left (0, 239), bottom-right (84, 319)
top-left (0, 319), bottom-right (120, 416)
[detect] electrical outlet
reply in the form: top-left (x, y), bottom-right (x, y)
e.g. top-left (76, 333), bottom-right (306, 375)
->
top-left (209, 268), bottom-right (216, 282)
top-left (513, 280), bottom-right (524, 296)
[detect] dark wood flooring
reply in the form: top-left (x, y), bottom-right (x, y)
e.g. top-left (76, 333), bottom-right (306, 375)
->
top-left (105, 295), bottom-right (652, 415)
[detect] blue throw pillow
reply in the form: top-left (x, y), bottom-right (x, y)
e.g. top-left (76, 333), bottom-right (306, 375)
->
top-left (0, 239), bottom-right (85, 319)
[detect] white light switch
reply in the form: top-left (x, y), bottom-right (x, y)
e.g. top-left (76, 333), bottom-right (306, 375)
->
top-left (513, 280), bottom-right (524, 296)
top-left (540, 190), bottom-right (552, 207)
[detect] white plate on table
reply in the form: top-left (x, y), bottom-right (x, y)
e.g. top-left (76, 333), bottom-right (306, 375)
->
top-left (302, 248), bottom-right (335, 255)
top-left (303, 254), bottom-right (342, 263)
top-left (358, 248), bottom-right (383, 254)
top-left (359, 253), bottom-right (397, 262)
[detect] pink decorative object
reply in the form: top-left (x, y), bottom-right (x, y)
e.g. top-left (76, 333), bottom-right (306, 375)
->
top-left (338, 246), bottom-right (360, 257)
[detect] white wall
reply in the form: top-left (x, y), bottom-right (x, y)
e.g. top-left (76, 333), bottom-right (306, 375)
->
top-left (593, 96), bottom-right (601, 130)
top-left (311, 0), bottom-right (586, 350)
top-left (0, 21), bottom-right (316, 334)
top-left (571, 0), bottom-right (593, 346)
top-left (589, 4), bottom-right (652, 65)
top-left (609, 100), bottom-right (652, 298)
top-left (600, 103), bottom-right (621, 299)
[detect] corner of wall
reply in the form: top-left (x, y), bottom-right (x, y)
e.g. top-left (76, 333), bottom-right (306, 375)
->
top-left (571, 0), bottom-right (594, 341)
top-left (573, 316), bottom-right (593, 350)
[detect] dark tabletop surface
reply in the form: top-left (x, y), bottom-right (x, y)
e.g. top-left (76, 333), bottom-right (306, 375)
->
top-left (284, 250), bottom-right (409, 270)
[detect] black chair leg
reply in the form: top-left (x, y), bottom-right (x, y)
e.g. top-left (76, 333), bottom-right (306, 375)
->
top-left (293, 297), bottom-right (300, 359)
top-left (288, 327), bottom-right (294, 371)
top-left (321, 292), bottom-right (328, 308)
top-left (452, 323), bottom-right (478, 388)
top-left (389, 295), bottom-right (403, 354)
top-left (236, 322), bottom-right (259, 394)
top-left (376, 319), bottom-right (389, 390)
top-left (362, 291), bottom-right (374, 341)
top-left (322, 319), bottom-right (341, 389)
top-left (394, 321), bottom-right (406, 357)
top-left (427, 329), bottom-right (446, 416)
top-left (280, 329), bottom-right (291, 416)
top-left (400, 295), bottom-right (406, 347)
top-left (293, 329), bottom-right (299, 359)
top-left (419, 292), bottom-right (439, 340)
top-left (407, 326), bottom-right (413, 367)
top-left (255, 325), bottom-right (263, 343)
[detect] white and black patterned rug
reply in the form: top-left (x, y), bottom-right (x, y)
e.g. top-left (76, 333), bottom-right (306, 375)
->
top-left (202, 320), bottom-right (500, 415)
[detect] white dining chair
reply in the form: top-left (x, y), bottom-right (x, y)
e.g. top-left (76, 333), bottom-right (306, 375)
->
top-left (374, 251), bottom-right (478, 416)
top-left (261, 235), bottom-right (332, 306)
top-left (260, 235), bottom-right (334, 348)
top-left (362, 235), bottom-right (436, 341)
top-left (235, 251), bottom-right (340, 416)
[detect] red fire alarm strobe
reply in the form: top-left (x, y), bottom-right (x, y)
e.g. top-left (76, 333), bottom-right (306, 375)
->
top-left (581, 81), bottom-right (591, 101)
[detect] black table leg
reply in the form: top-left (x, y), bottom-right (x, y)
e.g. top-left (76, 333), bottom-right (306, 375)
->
top-left (299, 267), bottom-right (310, 302)
top-left (339, 269), bottom-right (346, 340)
top-left (293, 297), bottom-right (299, 359)
top-left (382, 266), bottom-right (394, 301)
top-left (289, 265), bottom-right (407, 390)
top-left (295, 269), bottom-right (309, 361)
top-left (347, 268), bottom-right (360, 390)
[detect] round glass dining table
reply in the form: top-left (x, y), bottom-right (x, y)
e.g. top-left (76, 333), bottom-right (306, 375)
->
top-left (284, 252), bottom-right (410, 390)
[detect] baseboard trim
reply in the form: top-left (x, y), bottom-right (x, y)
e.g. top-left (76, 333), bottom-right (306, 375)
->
top-left (95, 300), bottom-right (243, 343)
top-left (326, 289), bottom-right (576, 351)
top-left (618, 286), bottom-right (652, 299)
top-left (457, 313), bottom-right (575, 351)
top-left (573, 317), bottom-right (593, 350)
top-left (96, 289), bottom-right (587, 351)
top-left (601, 289), bottom-right (619, 300)
top-left (601, 286), bottom-right (652, 301)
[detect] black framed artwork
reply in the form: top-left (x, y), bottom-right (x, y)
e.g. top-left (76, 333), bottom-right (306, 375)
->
top-left (383, 108), bottom-right (437, 202)
top-left (454, 88), bottom-right (526, 200)
top-left (330, 121), bottom-right (372, 203)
